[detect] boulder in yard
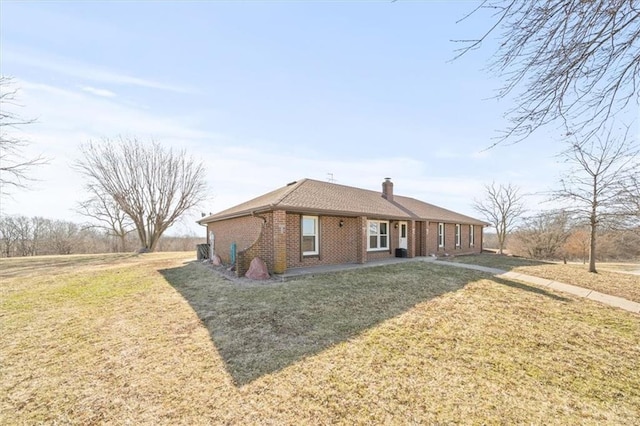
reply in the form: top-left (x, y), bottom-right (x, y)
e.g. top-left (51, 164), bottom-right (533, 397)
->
top-left (211, 254), bottom-right (222, 266)
top-left (245, 257), bottom-right (270, 280)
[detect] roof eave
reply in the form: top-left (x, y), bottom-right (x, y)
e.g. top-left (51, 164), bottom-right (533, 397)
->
top-left (197, 206), bottom-right (273, 224)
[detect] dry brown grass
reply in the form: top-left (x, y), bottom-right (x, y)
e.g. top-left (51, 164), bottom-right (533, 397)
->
top-left (441, 253), bottom-right (552, 270)
top-left (513, 264), bottom-right (640, 304)
top-left (2, 253), bottom-right (639, 424)
top-left (443, 253), bottom-right (640, 304)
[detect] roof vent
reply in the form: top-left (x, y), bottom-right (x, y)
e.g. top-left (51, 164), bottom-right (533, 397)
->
top-left (286, 180), bottom-right (297, 186)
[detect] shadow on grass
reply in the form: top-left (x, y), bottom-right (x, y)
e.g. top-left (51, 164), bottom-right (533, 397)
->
top-left (492, 277), bottom-right (571, 302)
top-left (160, 261), bottom-right (571, 386)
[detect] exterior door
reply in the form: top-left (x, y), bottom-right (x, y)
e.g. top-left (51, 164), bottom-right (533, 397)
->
top-left (398, 221), bottom-right (408, 249)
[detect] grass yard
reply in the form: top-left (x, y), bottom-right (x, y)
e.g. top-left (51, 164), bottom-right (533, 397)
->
top-left (442, 254), bottom-right (640, 303)
top-left (2, 253), bottom-right (640, 424)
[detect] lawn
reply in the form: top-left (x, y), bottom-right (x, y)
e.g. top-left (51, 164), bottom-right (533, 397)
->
top-left (441, 253), bottom-right (640, 303)
top-left (2, 253), bottom-right (639, 424)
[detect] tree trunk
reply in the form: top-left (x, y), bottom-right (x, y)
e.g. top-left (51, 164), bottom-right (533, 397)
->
top-left (588, 205), bottom-right (597, 273)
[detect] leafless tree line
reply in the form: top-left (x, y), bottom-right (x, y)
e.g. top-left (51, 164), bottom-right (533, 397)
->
top-left (499, 209), bottom-right (640, 262)
top-left (0, 215), bottom-right (204, 258)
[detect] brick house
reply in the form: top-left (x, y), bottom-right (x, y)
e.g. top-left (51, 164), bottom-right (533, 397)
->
top-left (197, 178), bottom-right (487, 276)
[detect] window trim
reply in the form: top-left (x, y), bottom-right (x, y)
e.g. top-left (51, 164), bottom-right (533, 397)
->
top-left (455, 224), bottom-right (461, 248)
top-left (302, 215), bottom-right (319, 256)
top-left (438, 222), bottom-right (445, 248)
top-left (469, 224), bottom-right (475, 247)
top-left (367, 220), bottom-right (390, 251)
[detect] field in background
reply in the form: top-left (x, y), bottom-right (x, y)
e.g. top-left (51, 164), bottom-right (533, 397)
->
top-left (2, 253), bottom-right (639, 423)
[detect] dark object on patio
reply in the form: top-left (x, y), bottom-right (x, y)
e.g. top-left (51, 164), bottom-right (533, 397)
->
top-left (196, 243), bottom-right (210, 260)
top-left (395, 248), bottom-right (407, 258)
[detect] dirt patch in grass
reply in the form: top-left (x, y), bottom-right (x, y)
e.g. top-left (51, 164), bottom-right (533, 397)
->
top-left (2, 253), bottom-right (639, 424)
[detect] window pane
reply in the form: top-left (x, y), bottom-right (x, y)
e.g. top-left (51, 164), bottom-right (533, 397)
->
top-left (302, 236), bottom-right (316, 252)
top-left (369, 236), bottom-right (378, 249)
top-left (302, 217), bottom-right (316, 236)
top-left (369, 222), bottom-right (378, 235)
top-left (380, 236), bottom-right (388, 248)
top-left (401, 224), bottom-right (406, 238)
top-left (380, 222), bottom-right (387, 235)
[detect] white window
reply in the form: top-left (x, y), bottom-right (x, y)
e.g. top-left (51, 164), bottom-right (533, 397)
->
top-left (438, 223), bottom-right (444, 248)
top-left (302, 216), bottom-right (319, 255)
top-left (367, 220), bottom-right (389, 251)
top-left (455, 224), bottom-right (461, 247)
top-left (469, 225), bottom-right (475, 247)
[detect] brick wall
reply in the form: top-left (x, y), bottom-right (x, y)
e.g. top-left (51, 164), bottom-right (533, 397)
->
top-left (427, 221), bottom-right (483, 256)
top-left (206, 215), bottom-right (264, 265)
top-left (208, 213), bottom-right (484, 276)
top-left (286, 214), bottom-right (361, 269)
top-left (237, 212), bottom-right (275, 276)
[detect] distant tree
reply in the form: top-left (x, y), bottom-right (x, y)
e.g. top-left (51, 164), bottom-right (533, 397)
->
top-left (597, 227), bottom-right (640, 261)
top-left (48, 220), bottom-right (79, 255)
top-left (618, 172), bottom-right (640, 224)
top-left (13, 215), bottom-right (34, 256)
top-left (456, 1), bottom-right (640, 145)
top-left (77, 185), bottom-right (134, 252)
top-left (563, 227), bottom-right (590, 264)
top-left (511, 210), bottom-right (571, 260)
top-left (75, 137), bottom-right (207, 252)
top-left (0, 216), bottom-right (18, 257)
top-left (0, 76), bottom-right (47, 196)
top-left (473, 182), bottom-right (525, 254)
top-left (552, 128), bottom-right (639, 272)
top-left (29, 216), bottom-right (48, 256)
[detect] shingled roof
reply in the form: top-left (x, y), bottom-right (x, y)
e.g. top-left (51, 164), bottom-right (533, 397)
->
top-left (198, 178), bottom-right (487, 225)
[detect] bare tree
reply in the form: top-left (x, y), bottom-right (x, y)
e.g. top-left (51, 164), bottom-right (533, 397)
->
top-left (474, 182), bottom-right (526, 254)
top-left (0, 76), bottom-right (47, 196)
top-left (618, 172), bottom-right (640, 224)
top-left (511, 210), bottom-right (571, 260)
top-left (48, 220), bottom-right (80, 255)
top-left (75, 137), bottom-right (207, 252)
top-left (456, 1), bottom-right (640, 145)
top-left (563, 227), bottom-right (591, 264)
top-left (552, 127), bottom-right (639, 273)
top-left (77, 185), bottom-right (134, 252)
top-left (0, 216), bottom-right (18, 257)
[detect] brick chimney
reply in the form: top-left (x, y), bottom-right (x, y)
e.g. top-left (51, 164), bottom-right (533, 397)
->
top-left (382, 177), bottom-right (393, 201)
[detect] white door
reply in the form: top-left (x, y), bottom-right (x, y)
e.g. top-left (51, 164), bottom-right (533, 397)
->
top-left (399, 221), bottom-right (408, 250)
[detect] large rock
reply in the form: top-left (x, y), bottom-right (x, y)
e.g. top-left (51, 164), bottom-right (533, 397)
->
top-left (245, 257), bottom-right (270, 280)
top-left (211, 254), bottom-right (222, 266)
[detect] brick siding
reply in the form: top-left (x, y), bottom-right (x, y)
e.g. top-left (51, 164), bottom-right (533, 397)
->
top-left (208, 213), bottom-right (483, 275)
top-left (428, 221), bottom-right (483, 257)
top-left (286, 214), bottom-right (361, 269)
top-left (206, 215), bottom-right (264, 266)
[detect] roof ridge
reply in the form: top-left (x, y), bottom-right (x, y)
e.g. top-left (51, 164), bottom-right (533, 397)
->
top-left (303, 178), bottom-right (383, 195)
top-left (386, 198), bottom-right (419, 218)
top-left (273, 178), bottom-right (308, 207)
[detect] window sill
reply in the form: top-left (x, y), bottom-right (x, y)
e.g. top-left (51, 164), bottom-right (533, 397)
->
top-left (367, 248), bottom-right (390, 252)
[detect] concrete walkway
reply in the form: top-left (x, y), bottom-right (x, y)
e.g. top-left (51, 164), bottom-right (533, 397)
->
top-left (436, 260), bottom-right (640, 315)
top-left (279, 257), bottom-right (640, 315)
top-left (279, 256), bottom-right (434, 279)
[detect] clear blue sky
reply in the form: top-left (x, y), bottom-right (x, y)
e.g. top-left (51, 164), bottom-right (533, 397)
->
top-left (1, 1), bottom-right (564, 235)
